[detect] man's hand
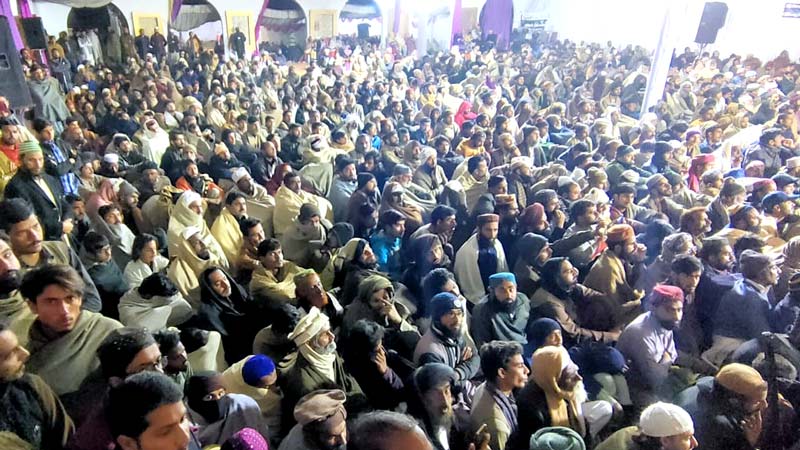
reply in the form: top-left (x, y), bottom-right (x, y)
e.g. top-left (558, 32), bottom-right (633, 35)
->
top-left (373, 345), bottom-right (388, 375)
top-left (381, 301), bottom-right (403, 325)
top-left (462, 346), bottom-right (474, 361)
top-left (468, 424), bottom-right (491, 450)
top-left (741, 410), bottom-right (763, 447)
top-left (62, 219), bottom-right (74, 235)
top-left (553, 209), bottom-right (566, 228)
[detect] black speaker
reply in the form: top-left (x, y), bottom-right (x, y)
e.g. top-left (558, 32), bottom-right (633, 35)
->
top-left (20, 17), bottom-right (47, 49)
top-left (0, 17), bottom-right (33, 110)
top-left (695, 2), bottom-right (729, 45)
top-left (357, 23), bottom-right (370, 39)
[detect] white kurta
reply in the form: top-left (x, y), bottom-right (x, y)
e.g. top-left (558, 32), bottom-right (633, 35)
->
top-left (454, 233), bottom-right (508, 304)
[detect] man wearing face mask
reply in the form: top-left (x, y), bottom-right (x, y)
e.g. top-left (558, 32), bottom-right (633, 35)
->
top-left (186, 372), bottom-right (269, 447)
top-left (0, 238), bottom-right (35, 346)
top-left (618, 285), bottom-right (685, 406)
top-left (281, 307), bottom-right (365, 434)
top-left (278, 389), bottom-right (349, 450)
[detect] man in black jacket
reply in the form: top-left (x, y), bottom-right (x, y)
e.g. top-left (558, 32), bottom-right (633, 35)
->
top-left (4, 140), bottom-right (73, 241)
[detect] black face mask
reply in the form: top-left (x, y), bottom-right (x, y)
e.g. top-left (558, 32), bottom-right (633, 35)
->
top-left (0, 270), bottom-right (21, 297)
top-left (195, 394), bottom-right (229, 423)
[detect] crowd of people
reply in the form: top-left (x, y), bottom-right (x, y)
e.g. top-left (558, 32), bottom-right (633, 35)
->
top-left (0, 17), bottom-right (800, 450)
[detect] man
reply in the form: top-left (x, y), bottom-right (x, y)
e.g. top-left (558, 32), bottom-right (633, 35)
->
top-left (149, 28), bottom-right (166, 61)
top-left (455, 214), bottom-right (508, 304)
top-left (282, 203), bottom-right (328, 271)
top-left (410, 205), bottom-right (457, 260)
top-left (244, 115), bottom-right (268, 151)
top-left (0, 237), bottom-right (36, 346)
top-left (563, 199), bottom-right (602, 270)
top-left (410, 363), bottom-right (462, 450)
top-left (677, 364), bottom-right (767, 450)
top-left (639, 174), bottom-right (684, 228)
top-left (744, 128), bottom-right (793, 177)
top-left (584, 224), bottom-right (645, 325)
top-left (278, 389), bottom-right (348, 450)
top-left (0, 198), bottom-right (101, 311)
top-left (134, 29), bottom-right (150, 60)
top-left (457, 155), bottom-right (490, 214)
top-left (27, 66), bottom-right (70, 134)
top-left (596, 402), bottom-right (697, 450)
top-left (160, 130), bottom-right (188, 183)
top-left (281, 307), bottom-right (364, 431)
top-left (337, 238), bottom-right (382, 304)
top-left (274, 171), bottom-right (333, 237)
top-left (618, 285), bottom-right (685, 406)
top-left (295, 269), bottom-right (343, 329)
top-left (679, 207), bottom-right (712, 250)
top-left (473, 175), bottom-right (509, 218)
top-left (153, 328), bottom-right (193, 389)
top-left (220, 354), bottom-right (281, 440)
top-left (236, 217), bottom-right (265, 285)
top-left (761, 191), bottom-right (797, 240)
top-left (370, 210), bottom-right (405, 279)
top-left (108, 371), bottom-right (196, 450)
top-left (4, 141), bottom-right (74, 241)
top-left (610, 183), bottom-right (653, 229)
top-left (0, 117), bottom-right (20, 191)
top-left (328, 157), bottom-right (358, 223)
top-left (607, 146), bottom-right (652, 188)
top-left (414, 292), bottom-right (480, 388)
top-left (21, 265), bottom-right (122, 416)
top-left (471, 273), bottom-right (530, 348)
top-left (69, 327), bottom-right (166, 450)
top-left (704, 250), bottom-right (780, 366)
top-left (470, 341), bottom-right (529, 450)
top-left (348, 411), bottom-right (433, 450)
top-left (250, 238), bottom-right (305, 310)
top-left (211, 192), bottom-right (248, 269)
top-left (505, 157), bottom-right (533, 211)
top-left (0, 320), bottom-right (73, 448)
top-left (413, 146), bottom-right (447, 201)
top-left (250, 140), bottom-right (282, 187)
top-left (695, 237), bottom-right (739, 348)
top-left (281, 124), bottom-right (304, 169)
top-left (229, 166), bottom-right (276, 209)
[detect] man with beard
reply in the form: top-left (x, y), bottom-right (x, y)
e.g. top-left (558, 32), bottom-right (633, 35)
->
top-left (472, 175), bottom-right (508, 218)
top-left (4, 141), bottom-right (74, 241)
top-left (250, 140), bottom-right (283, 187)
top-left (410, 205), bottom-right (457, 261)
top-left (347, 173), bottom-right (381, 239)
top-left (513, 233), bottom-right (552, 298)
top-left (414, 293), bottom-right (480, 391)
top-left (639, 174), bottom-right (684, 228)
top-left (618, 285), bottom-right (685, 406)
top-left (704, 251), bottom-right (780, 366)
top-left (505, 157), bottom-right (533, 209)
top-left (585, 224), bottom-right (646, 327)
top-left (250, 238), bottom-right (306, 311)
top-left (0, 118), bottom-right (20, 190)
top-left (160, 130), bottom-right (188, 183)
top-left (295, 269), bottom-right (344, 330)
top-left (132, 161), bottom-right (163, 206)
top-left (229, 167), bottom-right (275, 208)
top-left (470, 340), bottom-right (529, 450)
top-left (562, 199), bottom-right (602, 271)
top-left (606, 146), bottom-right (652, 188)
top-left (282, 204), bottom-right (328, 271)
top-left (280, 124), bottom-right (304, 170)
top-left (337, 238), bottom-right (381, 305)
top-left (413, 147), bottom-right (447, 201)
top-left (236, 218), bottom-right (266, 285)
top-left (211, 192), bottom-right (249, 271)
top-left (761, 191), bottom-right (798, 241)
top-left (138, 117), bottom-right (170, 166)
top-left (0, 198), bottom-right (102, 312)
top-left (0, 321), bottom-right (73, 449)
top-left (695, 238), bottom-right (739, 348)
top-left (281, 308), bottom-right (364, 433)
top-left (679, 207), bottom-right (712, 251)
top-left (715, 205), bottom-right (764, 248)
top-left (471, 273), bottom-right (530, 348)
top-left (495, 194), bottom-right (520, 261)
top-left (154, 328), bottom-right (193, 390)
top-left (0, 238), bottom-right (35, 346)
top-left (278, 389), bottom-right (348, 450)
top-left (455, 214), bottom-right (508, 305)
top-left (328, 157), bottom-right (358, 223)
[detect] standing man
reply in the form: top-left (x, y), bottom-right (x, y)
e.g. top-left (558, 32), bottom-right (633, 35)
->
top-left (134, 29), bottom-right (150, 60)
top-left (230, 27), bottom-right (247, 59)
top-left (26, 65), bottom-right (70, 134)
top-left (150, 28), bottom-right (167, 62)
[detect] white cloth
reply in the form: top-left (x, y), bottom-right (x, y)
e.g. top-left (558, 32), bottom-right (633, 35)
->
top-left (118, 290), bottom-right (194, 330)
top-left (454, 234), bottom-right (508, 304)
top-left (123, 256), bottom-right (170, 288)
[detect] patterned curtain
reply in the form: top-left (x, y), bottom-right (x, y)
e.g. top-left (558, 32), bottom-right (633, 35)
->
top-left (253, 0), bottom-right (271, 44)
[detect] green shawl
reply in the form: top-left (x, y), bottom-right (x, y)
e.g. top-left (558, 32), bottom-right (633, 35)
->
top-left (0, 291), bottom-right (36, 347)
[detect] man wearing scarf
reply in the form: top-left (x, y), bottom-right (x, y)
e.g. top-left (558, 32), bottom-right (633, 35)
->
top-left (471, 341), bottom-right (529, 450)
top-left (0, 118), bottom-right (20, 192)
top-left (506, 157), bottom-right (533, 209)
top-left (278, 389), bottom-right (348, 450)
top-left (118, 272), bottom-right (193, 331)
top-left (606, 146), bottom-right (652, 189)
top-left (414, 293), bottom-right (480, 393)
top-left (282, 204), bottom-right (329, 272)
top-left (221, 354), bottom-right (281, 443)
top-left (471, 273), bottom-right (530, 349)
top-left (513, 233), bottom-right (552, 298)
top-left (211, 192), bottom-right (249, 272)
top-left (347, 173), bottom-right (381, 239)
top-left (21, 265), bottom-right (122, 420)
top-left (250, 238), bottom-right (306, 310)
top-left (281, 308), bottom-right (364, 434)
top-left (328, 157), bottom-right (358, 223)
top-left (0, 238), bottom-right (36, 347)
top-left (228, 167), bottom-right (276, 228)
top-left (455, 214), bottom-right (508, 304)
top-left (413, 147), bottom-right (448, 201)
top-left (456, 155), bottom-right (490, 214)
top-left (168, 226), bottom-right (225, 304)
top-left (274, 172), bottom-right (333, 238)
top-left (186, 372), bottom-right (270, 447)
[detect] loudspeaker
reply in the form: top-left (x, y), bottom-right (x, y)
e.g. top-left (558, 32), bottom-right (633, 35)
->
top-left (0, 17), bottom-right (34, 110)
top-left (20, 17), bottom-right (47, 49)
top-left (357, 23), bottom-right (370, 39)
top-left (695, 2), bottom-right (729, 45)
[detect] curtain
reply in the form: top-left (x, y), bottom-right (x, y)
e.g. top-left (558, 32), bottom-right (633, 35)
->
top-left (451, 0), bottom-right (462, 45)
top-left (480, 0), bottom-right (513, 50)
top-left (170, 4), bottom-right (219, 32)
top-left (0, 0), bottom-right (23, 49)
top-left (393, 0), bottom-right (400, 34)
top-left (17, 0), bottom-right (31, 18)
top-left (171, 0), bottom-right (183, 22)
top-left (253, 0), bottom-right (271, 45)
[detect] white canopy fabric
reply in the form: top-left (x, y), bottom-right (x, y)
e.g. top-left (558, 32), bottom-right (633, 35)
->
top-left (37, 0), bottom-right (112, 8)
top-left (171, 3), bottom-right (220, 31)
top-left (340, 3), bottom-right (380, 20)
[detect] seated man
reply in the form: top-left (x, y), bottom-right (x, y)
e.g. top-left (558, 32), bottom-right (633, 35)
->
top-left (0, 198), bottom-right (102, 312)
top-left (281, 203), bottom-right (328, 271)
top-left (295, 269), bottom-right (344, 330)
top-left (118, 272), bottom-right (193, 331)
top-left (471, 273), bottom-right (530, 348)
top-left (210, 191), bottom-right (248, 270)
top-left (82, 232), bottom-right (129, 320)
top-left (596, 402), bottom-right (697, 450)
top-left (369, 210), bottom-right (406, 279)
top-left (0, 321), bottom-right (73, 449)
top-left (235, 217), bottom-right (266, 285)
top-left (250, 238), bottom-right (305, 310)
top-left (0, 237), bottom-right (36, 346)
top-left (21, 265), bottom-right (122, 419)
top-left (281, 307), bottom-right (365, 433)
top-left (153, 328), bottom-right (193, 390)
top-left (273, 171), bottom-right (333, 237)
top-left (277, 389), bottom-right (348, 450)
top-left (455, 214), bottom-right (508, 304)
top-left (470, 340), bottom-right (529, 450)
top-left (220, 354), bottom-right (281, 441)
top-left (167, 226), bottom-right (224, 304)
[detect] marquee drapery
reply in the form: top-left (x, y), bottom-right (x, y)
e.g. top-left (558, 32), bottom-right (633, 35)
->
top-left (451, 0), bottom-right (462, 45)
top-left (17, 0), bottom-right (31, 17)
top-left (170, 3), bottom-right (220, 32)
top-left (170, 0), bottom-right (182, 22)
top-left (0, 0), bottom-right (23, 49)
top-left (256, 6), bottom-right (305, 37)
top-left (254, 0), bottom-right (270, 43)
top-left (480, 0), bottom-right (513, 50)
top-left (340, 2), bottom-right (380, 20)
top-left (33, 0), bottom-right (111, 7)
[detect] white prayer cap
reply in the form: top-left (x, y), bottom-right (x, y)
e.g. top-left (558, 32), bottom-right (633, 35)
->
top-left (583, 187), bottom-right (610, 205)
top-left (788, 157), bottom-right (800, 169)
top-left (103, 153), bottom-right (119, 164)
top-left (620, 170), bottom-right (640, 184)
top-left (639, 402), bottom-right (694, 437)
top-left (181, 226), bottom-right (201, 240)
top-left (178, 191), bottom-right (202, 209)
top-left (420, 147), bottom-right (437, 162)
top-left (231, 167), bottom-right (250, 183)
top-left (288, 307), bottom-right (330, 346)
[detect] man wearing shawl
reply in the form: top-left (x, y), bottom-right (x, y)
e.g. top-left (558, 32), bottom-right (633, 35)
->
top-left (328, 156), bottom-right (358, 223)
top-left (21, 265), bottom-right (122, 419)
top-left (277, 389), bottom-right (348, 450)
top-left (456, 155), bottom-right (490, 214)
top-left (513, 233), bottom-right (552, 298)
top-left (471, 273), bottom-right (530, 349)
top-left (118, 272), bottom-right (193, 330)
top-left (221, 354), bottom-right (282, 442)
top-left (282, 204), bottom-right (329, 271)
top-left (280, 308), bottom-right (364, 434)
top-left (0, 118), bottom-right (20, 192)
top-left (250, 238), bottom-right (306, 310)
top-left (0, 238), bottom-right (36, 347)
top-left (167, 191), bottom-right (229, 269)
top-left (186, 372), bottom-right (270, 447)
top-left (346, 173), bottom-right (381, 238)
top-left (212, 192), bottom-right (248, 273)
top-left (470, 341), bottom-right (529, 450)
top-left (413, 147), bottom-right (448, 201)
top-left (455, 214), bottom-right (508, 304)
top-left (27, 66), bottom-right (70, 132)
top-left (168, 226), bottom-right (225, 304)
top-left (379, 178), bottom-right (425, 234)
top-left (274, 172), bottom-right (333, 237)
